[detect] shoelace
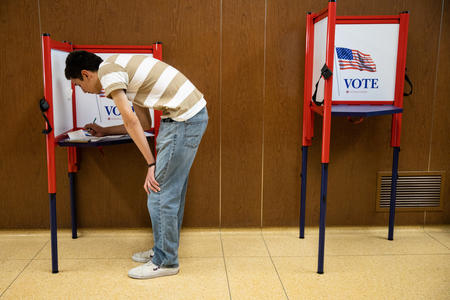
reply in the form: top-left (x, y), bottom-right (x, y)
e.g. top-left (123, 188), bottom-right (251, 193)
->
top-left (137, 249), bottom-right (153, 258)
top-left (144, 261), bottom-right (159, 271)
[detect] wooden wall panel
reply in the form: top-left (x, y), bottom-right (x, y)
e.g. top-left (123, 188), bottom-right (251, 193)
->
top-left (296, 0), bottom-right (444, 227)
top-left (322, 0), bottom-right (444, 226)
top-left (0, 0), bottom-right (448, 229)
top-left (264, 0), bottom-right (448, 227)
top-left (428, 0), bottom-right (450, 224)
top-left (38, 0), bottom-right (221, 227)
top-left (263, 0), bottom-right (324, 226)
top-left (221, 0), bottom-right (265, 226)
top-left (0, 0), bottom-right (50, 228)
top-left (335, 0), bottom-right (441, 169)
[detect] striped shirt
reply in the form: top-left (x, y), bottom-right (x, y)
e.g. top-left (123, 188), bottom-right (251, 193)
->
top-left (98, 54), bottom-right (206, 121)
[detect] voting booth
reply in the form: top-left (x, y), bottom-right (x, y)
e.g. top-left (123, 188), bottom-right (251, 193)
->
top-left (41, 34), bottom-right (163, 273)
top-left (300, 0), bottom-right (410, 273)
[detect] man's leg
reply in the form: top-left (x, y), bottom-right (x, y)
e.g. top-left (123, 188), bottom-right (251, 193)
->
top-left (178, 177), bottom-right (189, 233)
top-left (147, 120), bottom-right (181, 267)
top-left (129, 120), bottom-right (183, 279)
top-left (176, 176), bottom-right (189, 248)
top-left (130, 107), bottom-right (208, 279)
top-left (152, 139), bottom-right (200, 268)
top-left (152, 108), bottom-right (208, 268)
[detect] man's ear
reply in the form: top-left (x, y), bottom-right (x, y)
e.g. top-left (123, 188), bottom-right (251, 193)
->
top-left (80, 70), bottom-right (89, 80)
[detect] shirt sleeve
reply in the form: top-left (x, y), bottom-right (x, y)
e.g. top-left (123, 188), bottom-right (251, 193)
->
top-left (98, 62), bottom-right (129, 99)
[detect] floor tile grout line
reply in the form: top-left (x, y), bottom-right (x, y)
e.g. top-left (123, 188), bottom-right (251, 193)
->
top-left (32, 257), bottom-right (238, 262)
top-left (5, 227), bottom-right (448, 238)
top-left (33, 256), bottom-right (226, 260)
top-left (29, 253), bottom-right (450, 261)
top-left (180, 252), bottom-right (450, 259)
top-left (32, 238), bottom-right (51, 260)
top-left (424, 231), bottom-right (450, 250)
top-left (0, 240), bottom-right (49, 298)
top-left (269, 253), bottom-right (450, 258)
top-left (261, 231), bottom-right (289, 300)
top-left (219, 229), bottom-right (233, 300)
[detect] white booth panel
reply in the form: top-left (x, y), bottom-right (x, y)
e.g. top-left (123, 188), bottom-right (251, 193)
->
top-left (51, 49), bottom-right (74, 136)
top-left (332, 24), bottom-right (399, 102)
top-left (312, 16), bottom-right (328, 104)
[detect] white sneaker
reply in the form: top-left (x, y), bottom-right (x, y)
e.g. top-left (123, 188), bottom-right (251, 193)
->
top-left (132, 249), bottom-right (154, 263)
top-left (128, 261), bottom-right (179, 279)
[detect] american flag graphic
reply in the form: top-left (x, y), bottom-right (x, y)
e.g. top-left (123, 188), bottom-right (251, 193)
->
top-left (336, 47), bottom-right (376, 72)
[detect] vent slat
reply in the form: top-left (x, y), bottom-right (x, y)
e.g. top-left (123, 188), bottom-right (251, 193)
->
top-left (382, 191), bottom-right (440, 193)
top-left (380, 192), bottom-right (441, 196)
top-left (382, 184), bottom-right (442, 186)
top-left (381, 178), bottom-right (441, 182)
top-left (380, 199), bottom-right (441, 202)
top-left (378, 173), bottom-right (443, 210)
top-left (381, 190), bottom-right (440, 193)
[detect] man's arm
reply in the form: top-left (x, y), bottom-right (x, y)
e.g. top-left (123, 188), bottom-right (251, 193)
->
top-left (84, 123), bottom-right (127, 136)
top-left (110, 89), bottom-right (160, 193)
top-left (133, 104), bottom-right (152, 131)
top-left (84, 104), bottom-right (151, 137)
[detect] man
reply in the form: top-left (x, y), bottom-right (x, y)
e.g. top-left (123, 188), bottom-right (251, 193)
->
top-left (65, 51), bottom-right (208, 279)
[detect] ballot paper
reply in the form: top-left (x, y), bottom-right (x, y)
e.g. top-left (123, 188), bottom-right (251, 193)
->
top-left (66, 129), bottom-right (152, 143)
top-left (67, 129), bottom-right (92, 142)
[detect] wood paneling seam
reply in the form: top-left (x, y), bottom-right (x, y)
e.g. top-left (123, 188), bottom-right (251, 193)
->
top-left (261, 0), bottom-right (268, 228)
top-left (427, 0), bottom-right (445, 171)
top-left (219, 0), bottom-right (223, 227)
top-left (37, 0), bottom-right (42, 35)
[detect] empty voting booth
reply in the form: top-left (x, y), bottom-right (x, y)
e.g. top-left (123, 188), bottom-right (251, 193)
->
top-left (41, 34), bottom-right (163, 273)
top-left (300, 0), bottom-right (410, 273)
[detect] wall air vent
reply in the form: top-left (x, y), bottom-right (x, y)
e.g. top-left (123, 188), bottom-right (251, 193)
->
top-left (376, 171), bottom-right (445, 212)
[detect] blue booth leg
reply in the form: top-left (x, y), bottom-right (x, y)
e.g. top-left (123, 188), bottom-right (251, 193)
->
top-left (388, 147), bottom-right (400, 241)
top-left (299, 146), bottom-right (309, 239)
top-left (69, 172), bottom-right (78, 239)
top-left (317, 163), bottom-right (328, 274)
top-left (49, 193), bottom-right (58, 273)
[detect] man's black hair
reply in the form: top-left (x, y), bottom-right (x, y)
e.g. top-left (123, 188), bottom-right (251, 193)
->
top-left (64, 50), bottom-right (103, 80)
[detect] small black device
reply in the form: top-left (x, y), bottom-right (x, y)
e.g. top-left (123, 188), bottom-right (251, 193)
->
top-left (39, 97), bottom-right (52, 134)
top-left (311, 63), bottom-right (333, 105)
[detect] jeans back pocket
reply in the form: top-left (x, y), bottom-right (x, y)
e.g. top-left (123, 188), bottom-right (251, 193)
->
top-left (184, 121), bottom-right (207, 149)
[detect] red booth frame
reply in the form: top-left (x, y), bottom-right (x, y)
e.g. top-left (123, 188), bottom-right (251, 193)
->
top-left (299, 0), bottom-right (410, 274)
top-left (41, 34), bottom-right (163, 273)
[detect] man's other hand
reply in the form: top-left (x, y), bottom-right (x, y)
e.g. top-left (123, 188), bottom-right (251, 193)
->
top-left (84, 123), bottom-right (106, 137)
top-left (144, 166), bottom-right (160, 194)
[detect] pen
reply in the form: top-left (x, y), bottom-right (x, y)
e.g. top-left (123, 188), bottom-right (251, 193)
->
top-left (93, 117), bottom-right (96, 124)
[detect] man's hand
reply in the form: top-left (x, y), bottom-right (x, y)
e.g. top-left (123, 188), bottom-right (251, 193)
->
top-left (84, 123), bottom-right (107, 137)
top-left (144, 166), bottom-right (160, 194)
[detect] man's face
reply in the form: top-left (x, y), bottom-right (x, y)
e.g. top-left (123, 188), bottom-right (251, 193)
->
top-left (71, 70), bottom-right (102, 94)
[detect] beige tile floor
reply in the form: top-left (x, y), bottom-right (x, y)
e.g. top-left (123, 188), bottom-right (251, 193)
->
top-left (0, 226), bottom-right (449, 300)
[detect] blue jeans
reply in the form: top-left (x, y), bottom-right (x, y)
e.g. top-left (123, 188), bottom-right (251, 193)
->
top-left (148, 106), bottom-right (208, 268)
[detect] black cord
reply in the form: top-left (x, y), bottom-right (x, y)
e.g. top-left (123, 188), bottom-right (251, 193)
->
top-left (311, 64), bottom-right (333, 106)
top-left (404, 69), bottom-right (413, 96)
top-left (39, 98), bottom-right (52, 134)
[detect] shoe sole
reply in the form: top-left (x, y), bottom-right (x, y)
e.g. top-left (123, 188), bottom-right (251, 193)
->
top-left (128, 269), bottom-right (179, 279)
